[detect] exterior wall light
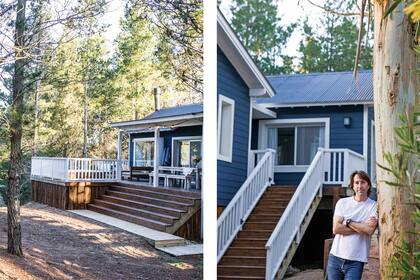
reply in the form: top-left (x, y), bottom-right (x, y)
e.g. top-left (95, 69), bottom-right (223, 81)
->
top-left (344, 117), bottom-right (351, 127)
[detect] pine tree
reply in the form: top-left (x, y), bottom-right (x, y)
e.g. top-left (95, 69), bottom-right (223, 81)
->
top-left (230, 0), bottom-right (295, 75)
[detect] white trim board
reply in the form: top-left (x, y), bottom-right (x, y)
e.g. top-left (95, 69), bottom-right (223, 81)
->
top-left (258, 118), bottom-right (330, 173)
top-left (217, 95), bottom-right (235, 162)
top-left (363, 105), bottom-right (369, 171)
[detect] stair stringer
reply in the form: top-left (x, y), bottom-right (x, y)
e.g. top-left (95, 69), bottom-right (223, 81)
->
top-left (274, 194), bottom-right (322, 280)
top-left (167, 199), bottom-right (201, 234)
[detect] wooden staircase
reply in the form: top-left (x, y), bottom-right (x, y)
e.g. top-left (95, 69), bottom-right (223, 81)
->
top-left (218, 186), bottom-right (296, 279)
top-left (87, 183), bottom-right (201, 234)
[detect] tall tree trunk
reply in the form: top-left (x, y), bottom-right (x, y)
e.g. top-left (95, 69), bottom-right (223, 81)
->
top-left (8, 0), bottom-right (27, 256)
top-left (373, 2), bottom-right (418, 278)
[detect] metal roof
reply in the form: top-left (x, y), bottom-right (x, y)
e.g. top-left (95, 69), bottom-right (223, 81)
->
top-left (143, 103), bottom-right (203, 120)
top-left (257, 70), bottom-right (373, 107)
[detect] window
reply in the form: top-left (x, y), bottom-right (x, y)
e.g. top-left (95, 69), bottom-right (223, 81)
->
top-left (218, 95), bottom-right (235, 162)
top-left (133, 139), bottom-right (154, 167)
top-left (261, 118), bottom-right (329, 172)
top-left (172, 138), bottom-right (202, 167)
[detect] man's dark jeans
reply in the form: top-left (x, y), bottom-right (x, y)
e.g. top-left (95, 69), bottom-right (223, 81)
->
top-left (327, 254), bottom-right (364, 280)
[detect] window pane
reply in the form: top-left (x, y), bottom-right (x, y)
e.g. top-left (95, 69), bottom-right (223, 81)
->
top-left (219, 101), bottom-right (233, 157)
top-left (190, 141), bottom-right (202, 167)
top-left (134, 141), bottom-right (154, 166)
top-left (179, 141), bottom-right (190, 167)
top-left (296, 126), bottom-right (324, 165)
top-left (277, 128), bottom-right (294, 165)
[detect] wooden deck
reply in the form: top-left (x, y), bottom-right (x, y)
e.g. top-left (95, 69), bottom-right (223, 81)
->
top-left (31, 179), bottom-right (201, 240)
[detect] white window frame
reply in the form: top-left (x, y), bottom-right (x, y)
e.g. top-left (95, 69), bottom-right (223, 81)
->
top-left (371, 121), bottom-right (376, 188)
top-left (132, 137), bottom-right (155, 167)
top-left (171, 136), bottom-right (202, 167)
top-left (258, 118), bottom-right (330, 172)
top-left (217, 95), bottom-right (235, 162)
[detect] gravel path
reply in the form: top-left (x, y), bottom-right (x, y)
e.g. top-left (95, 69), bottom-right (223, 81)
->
top-left (0, 203), bottom-right (202, 280)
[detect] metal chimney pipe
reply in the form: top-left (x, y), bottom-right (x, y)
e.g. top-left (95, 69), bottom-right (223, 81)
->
top-left (153, 88), bottom-right (161, 111)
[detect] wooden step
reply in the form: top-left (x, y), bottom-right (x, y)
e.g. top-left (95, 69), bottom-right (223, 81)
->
top-left (247, 214), bottom-right (282, 222)
top-left (219, 256), bottom-right (266, 266)
top-left (225, 246), bottom-right (267, 257)
top-left (100, 195), bottom-right (186, 218)
top-left (218, 265), bottom-right (265, 277)
top-left (243, 222), bottom-right (277, 230)
top-left (218, 276), bottom-right (264, 280)
top-left (109, 185), bottom-right (195, 204)
top-left (231, 238), bottom-right (268, 247)
top-left (115, 183), bottom-right (201, 199)
top-left (106, 190), bottom-right (193, 210)
top-left (87, 204), bottom-right (170, 231)
top-left (92, 199), bottom-right (178, 223)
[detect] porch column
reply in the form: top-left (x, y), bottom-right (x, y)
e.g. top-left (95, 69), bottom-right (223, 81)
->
top-left (153, 126), bottom-right (160, 187)
top-left (117, 129), bottom-right (123, 181)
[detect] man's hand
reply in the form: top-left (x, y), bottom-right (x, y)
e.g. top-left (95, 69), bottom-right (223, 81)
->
top-left (332, 216), bottom-right (357, 235)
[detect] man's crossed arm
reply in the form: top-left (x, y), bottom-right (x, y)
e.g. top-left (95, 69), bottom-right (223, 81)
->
top-left (333, 216), bottom-right (377, 236)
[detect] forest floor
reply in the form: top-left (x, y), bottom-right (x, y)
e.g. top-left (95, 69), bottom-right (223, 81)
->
top-left (0, 202), bottom-right (202, 280)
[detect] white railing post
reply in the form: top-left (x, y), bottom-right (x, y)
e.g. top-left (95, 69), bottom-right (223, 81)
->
top-left (343, 150), bottom-right (349, 187)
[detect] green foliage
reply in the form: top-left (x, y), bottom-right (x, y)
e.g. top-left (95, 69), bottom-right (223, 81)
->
top-left (298, 1), bottom-right (373, 73)
top-left (230, 0), bottom-right (296, 75)
top-left (378, 110), bottom-right (420, 279)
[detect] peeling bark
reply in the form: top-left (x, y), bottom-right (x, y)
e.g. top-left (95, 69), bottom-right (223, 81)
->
top-left (373, 1), bottom-right (418, 278)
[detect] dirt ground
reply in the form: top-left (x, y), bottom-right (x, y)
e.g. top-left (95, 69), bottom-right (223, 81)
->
top-left (0, 203), bottom-right (202, 280)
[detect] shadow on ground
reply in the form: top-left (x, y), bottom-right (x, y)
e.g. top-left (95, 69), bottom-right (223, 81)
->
top-left (0, 202), bottom-right (202, 280)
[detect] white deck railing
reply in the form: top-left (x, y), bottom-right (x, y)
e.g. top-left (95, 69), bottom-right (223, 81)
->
top-left (264, 148), bottom-right (365, 279)
top-left (31, 157), bottom-right (121, 182)
top-left (217, 149), bottom-right (275, 262)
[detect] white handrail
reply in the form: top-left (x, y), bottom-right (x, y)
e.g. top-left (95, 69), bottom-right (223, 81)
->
top-left (265, 148), bottom-right (366, 279)
top-left (217, 149), bottom-right (275, 262)
top-left (31, 157), bottom-right (122, 182)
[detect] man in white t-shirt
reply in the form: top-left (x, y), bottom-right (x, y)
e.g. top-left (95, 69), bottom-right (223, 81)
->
top-left (327, 170), bottom-right (378, 280)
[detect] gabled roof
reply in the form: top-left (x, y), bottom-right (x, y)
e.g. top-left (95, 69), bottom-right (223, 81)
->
top-left (111, 104), bottom-right (203, 130)
top-left (258, 70), bottom-right (373, 107)
top-left (217, 9), bottom-right (275, 98)
top-left (143, 104), bottom-right (203, 120)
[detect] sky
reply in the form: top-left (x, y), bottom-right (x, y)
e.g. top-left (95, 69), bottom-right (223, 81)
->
top-left (102, 0), bottom-right (329, 57)
top-left (218, 0), bottom-right (327, 58)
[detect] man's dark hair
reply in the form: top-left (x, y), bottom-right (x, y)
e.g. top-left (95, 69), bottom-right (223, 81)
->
top-left (349, 170), bottom-right (372, 196)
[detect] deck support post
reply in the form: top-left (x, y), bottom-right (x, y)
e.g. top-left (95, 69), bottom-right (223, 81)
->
top-left (117, 129), bottom-right (123, 181)
top-left (153, 126), bottom-right (160, 187)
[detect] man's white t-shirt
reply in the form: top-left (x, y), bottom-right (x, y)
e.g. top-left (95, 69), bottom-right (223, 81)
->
top-left (330, 196), bottom-right (377, 263)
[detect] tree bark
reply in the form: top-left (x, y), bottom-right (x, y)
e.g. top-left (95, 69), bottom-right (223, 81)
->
top-left (373, 2), bottom-right (418, 278)
top-left (7, 0), bottom-right (27, 256)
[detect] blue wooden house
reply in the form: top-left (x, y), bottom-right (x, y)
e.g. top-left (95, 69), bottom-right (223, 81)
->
top-left (31, 102), bottom-right (203, 241)
top-left (217, 10), bottom-right (375, 279)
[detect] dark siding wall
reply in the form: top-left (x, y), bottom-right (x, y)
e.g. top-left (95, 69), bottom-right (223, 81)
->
top-left (217, 47), bottom-right (250, 206)
top-left (128, 125), bottom-right (202, 165)
top-left (253, 105), bottom-right (365, 185)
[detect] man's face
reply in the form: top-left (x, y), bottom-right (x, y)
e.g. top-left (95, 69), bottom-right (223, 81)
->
top-left (353, 174), bottom-right (370, 197)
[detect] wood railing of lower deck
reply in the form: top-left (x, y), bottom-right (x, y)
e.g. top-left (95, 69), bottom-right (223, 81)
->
top-left (217, 149), bottom-right (275, 262)
top-left (31, 157), bottom-right (121, 182)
